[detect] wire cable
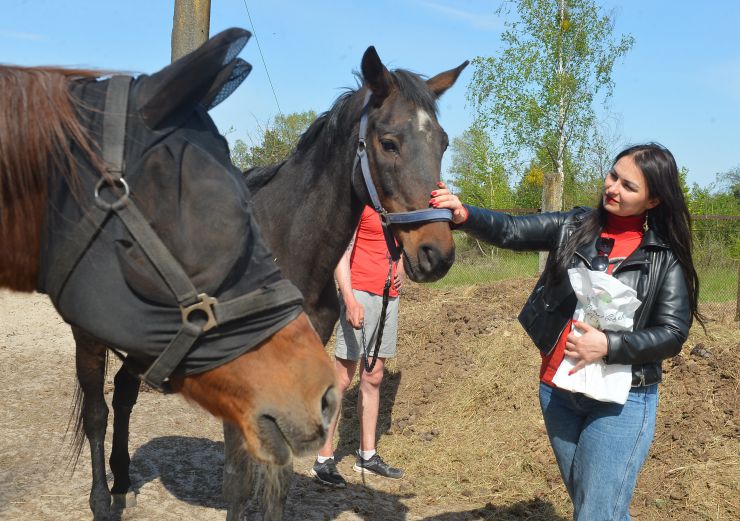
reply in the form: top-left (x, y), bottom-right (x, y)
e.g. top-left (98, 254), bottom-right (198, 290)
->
top-left (242, 0), bottom-right (283, 116)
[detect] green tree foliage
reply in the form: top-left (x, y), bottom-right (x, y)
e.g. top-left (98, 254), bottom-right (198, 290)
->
top-left (688, 166), bottom-right (740, 260)
top-left (230, 110), bottom-right (317, 170)
top-left (689, 166), bottom-right (740, 216)
top-left (514, 163), bottom-right (544, 209)
top-left (448, 126), bottom-right (513, 209)
top-left (468, 0), bottom-right (633, 212)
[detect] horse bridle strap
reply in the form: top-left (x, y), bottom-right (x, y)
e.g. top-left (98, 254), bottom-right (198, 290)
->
top-left (353, 90), bottom-right (453, 260)
top-left (48, 75), bottom-right (304, 389)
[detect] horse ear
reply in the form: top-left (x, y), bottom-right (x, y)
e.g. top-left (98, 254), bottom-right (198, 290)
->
top-left (426, 60), bottom-right (469, 97)
top-left (136, 28), bottom-right (252, 129)
top-left (361, 46), bottom-right (393, 103)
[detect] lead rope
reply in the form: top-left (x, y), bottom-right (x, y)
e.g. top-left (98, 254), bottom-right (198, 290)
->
top-left (361, 255), bottom-right (394, 373)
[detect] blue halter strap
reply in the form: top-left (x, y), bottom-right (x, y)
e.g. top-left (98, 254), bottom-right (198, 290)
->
top-left (352, 91), bottom-right (452, 261)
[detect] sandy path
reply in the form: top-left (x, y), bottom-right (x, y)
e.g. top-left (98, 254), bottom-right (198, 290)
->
top-left (0, 291), bottom-right (455, 521)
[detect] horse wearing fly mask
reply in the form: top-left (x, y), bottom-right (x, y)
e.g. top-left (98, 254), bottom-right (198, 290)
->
top-left (0, 28), bottom-right (338, 521)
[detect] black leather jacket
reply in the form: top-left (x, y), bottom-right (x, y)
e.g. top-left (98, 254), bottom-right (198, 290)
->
top-left (461, 205), bottom-right (693, 387)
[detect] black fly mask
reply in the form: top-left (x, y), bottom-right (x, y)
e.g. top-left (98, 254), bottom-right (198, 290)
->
top-left (37, 29), bottom-right (304, 388)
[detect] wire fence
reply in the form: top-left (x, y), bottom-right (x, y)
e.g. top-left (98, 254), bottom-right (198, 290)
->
top-left (432, 212), bottom-right (740, 322)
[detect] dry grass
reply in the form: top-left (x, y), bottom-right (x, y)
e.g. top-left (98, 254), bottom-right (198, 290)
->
top-left (330, 280), bottom-right (739, 520)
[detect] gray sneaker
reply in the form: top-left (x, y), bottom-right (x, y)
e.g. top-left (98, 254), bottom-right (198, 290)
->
top-left (310, 458), bottom-right (346, 488)
top-left (352, 452), bottom-right (404, 479)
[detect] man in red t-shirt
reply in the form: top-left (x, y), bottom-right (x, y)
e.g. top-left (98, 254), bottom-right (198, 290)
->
top-left (310, 206), bottom-right (404, 487)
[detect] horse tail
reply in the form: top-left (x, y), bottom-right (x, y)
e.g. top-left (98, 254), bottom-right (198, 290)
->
top-left (65, 350), bottom-right (109, 471)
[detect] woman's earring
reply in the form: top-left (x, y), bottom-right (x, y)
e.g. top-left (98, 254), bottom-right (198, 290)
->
top-left (643, 212), bottom-right (649, 232)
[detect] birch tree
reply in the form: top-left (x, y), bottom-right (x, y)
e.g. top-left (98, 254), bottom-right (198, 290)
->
top-left (469, 0), bottom-right (633, 213)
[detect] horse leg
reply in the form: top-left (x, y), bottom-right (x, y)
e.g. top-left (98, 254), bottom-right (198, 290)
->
top-left (223, 421), bottom-right (250, 521)
top-left (223, 422), bottom-right (291, 521)
top-left (109, 364), bottom-right (140, 509)
top-left (73, 327), bottom-right (112, 521)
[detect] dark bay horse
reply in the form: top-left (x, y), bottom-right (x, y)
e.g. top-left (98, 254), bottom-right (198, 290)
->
top-left (0, 28), bottom-right (337, 520)
top-left (227, 46), bottom-right (468, 519)
top-left (101, 43), bottom-right (467, 520)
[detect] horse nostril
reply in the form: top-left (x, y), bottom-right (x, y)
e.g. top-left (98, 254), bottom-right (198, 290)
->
top-left (419, 244), bottom-right (440, 273)
top-left (321, 386), bottom-right (339, 430)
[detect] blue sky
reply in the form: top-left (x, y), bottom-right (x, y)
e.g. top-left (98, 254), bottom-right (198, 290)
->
top-left (3, 0), bottom-right (738, 188)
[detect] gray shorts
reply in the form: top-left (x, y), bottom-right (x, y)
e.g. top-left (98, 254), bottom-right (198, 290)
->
top-left (334, 289), bottom-right (399, 361)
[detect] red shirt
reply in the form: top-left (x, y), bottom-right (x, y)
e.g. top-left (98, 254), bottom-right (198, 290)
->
top-left (350, 206), bottom-right (400, 297)
top-left (540, 212), bottom-right (645, 385)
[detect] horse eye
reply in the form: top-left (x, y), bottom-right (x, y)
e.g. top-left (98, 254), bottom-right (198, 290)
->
top-left (380, 139), bottom-right (399, 154)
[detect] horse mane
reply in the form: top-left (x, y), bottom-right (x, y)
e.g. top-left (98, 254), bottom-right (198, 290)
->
top-left (0, 65), bottom-right (106, 289)
top-left (244, 161), bottom-right (286, 193)
top-left (295, 69), bottom-right (439, 165)
top-left (0, 65), bottom-right (108, 291)
top-left (242, 69), bottom-right (438, 193)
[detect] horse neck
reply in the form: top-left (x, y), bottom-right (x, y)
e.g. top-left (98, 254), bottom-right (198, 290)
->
top-left (250, 139), bottom-right (364, 303)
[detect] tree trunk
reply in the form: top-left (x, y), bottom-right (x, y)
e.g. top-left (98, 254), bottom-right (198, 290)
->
top-left (538, 170), bottom-right (564, 272)
top-left (171, 0), bottom-right (211, 63)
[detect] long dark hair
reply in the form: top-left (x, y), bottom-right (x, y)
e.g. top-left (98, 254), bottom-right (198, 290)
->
top-left (552, 143), bottom-right (702, 326)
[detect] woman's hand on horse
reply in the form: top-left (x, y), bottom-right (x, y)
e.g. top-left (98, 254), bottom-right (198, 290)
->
top-left (346, 300), bottom-right (365, 329)
top-left (429, 182), bottom-right (468, 225)
top-left (564, 321), bottom-right (608, 374)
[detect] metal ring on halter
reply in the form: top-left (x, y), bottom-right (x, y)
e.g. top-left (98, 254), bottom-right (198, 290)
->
top-left (94, 176), bottom-right (130, 211)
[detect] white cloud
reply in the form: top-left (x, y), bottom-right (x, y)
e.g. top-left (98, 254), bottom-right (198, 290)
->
top-left (0, 30), bottom-right (47, 41)
top-left (416, 0), bottom-right (503, 31)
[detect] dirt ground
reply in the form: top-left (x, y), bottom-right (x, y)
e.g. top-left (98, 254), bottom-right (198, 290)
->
top-left (0, 281), bottom-right (737, 520)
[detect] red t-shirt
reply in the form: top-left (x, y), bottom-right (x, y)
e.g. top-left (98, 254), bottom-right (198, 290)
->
top-left (540, 212), bottom-right (645, 385)
top-left (350, 206), bottom-right (399, 297)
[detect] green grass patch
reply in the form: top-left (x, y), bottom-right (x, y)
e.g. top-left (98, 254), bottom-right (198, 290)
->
top-left (432, 251), bottom-right (539, 288)
top-left (435, 250), bottom-right (737, 303)
top-left (697, 265), bottom-right (738, 302)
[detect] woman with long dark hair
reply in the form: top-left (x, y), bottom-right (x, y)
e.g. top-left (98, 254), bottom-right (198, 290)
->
top-left (431, 143), bottom-right (701, 520)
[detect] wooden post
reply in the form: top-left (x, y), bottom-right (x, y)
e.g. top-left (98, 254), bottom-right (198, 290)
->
top-left (735, 261), bottom-right (740, 322)
top-left (171, 0), bottom-right (211, 63)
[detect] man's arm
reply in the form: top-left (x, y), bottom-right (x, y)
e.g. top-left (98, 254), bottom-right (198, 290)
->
top-left (335, 228), bottom-right (364, 329)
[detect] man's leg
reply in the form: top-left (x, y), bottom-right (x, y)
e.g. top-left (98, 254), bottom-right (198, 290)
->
top-left (310, 357), bottom-right (357, 487)
top-left (318, 357), bottom-right (358, 458)
top-left (357, 357), bottom-right (385, 452)
top-left (352, 294), bottom-right (403, 479)
top-left (311, 295), bottom-right (362, 488)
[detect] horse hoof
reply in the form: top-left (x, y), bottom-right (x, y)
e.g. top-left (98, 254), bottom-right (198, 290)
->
top-left (111, 490), bottom-right (137, 509)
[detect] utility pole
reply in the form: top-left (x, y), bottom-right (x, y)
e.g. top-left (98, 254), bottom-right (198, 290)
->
top-left (171, 0), bottom-right (211, 63)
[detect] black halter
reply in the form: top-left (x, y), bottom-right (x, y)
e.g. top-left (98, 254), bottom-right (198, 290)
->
top-left (352, 91), bottom-right (452, 261)
top-left (352, 91), bottom-right (451, 372)
top-left (44, 76), bottom-right (303, 389)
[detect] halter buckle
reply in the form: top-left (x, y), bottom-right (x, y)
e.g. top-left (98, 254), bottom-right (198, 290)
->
top-left (181, 293), bottom-right (218, 333)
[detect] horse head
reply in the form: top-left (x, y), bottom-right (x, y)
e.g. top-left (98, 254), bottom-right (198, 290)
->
top-left (357, 47), bottom-right (468, 282)
top-left (1, 28), bottom-right (337, 466)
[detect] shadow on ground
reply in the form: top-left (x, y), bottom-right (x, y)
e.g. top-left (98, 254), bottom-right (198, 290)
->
top-left (418, 497), bottom-right (569, 520)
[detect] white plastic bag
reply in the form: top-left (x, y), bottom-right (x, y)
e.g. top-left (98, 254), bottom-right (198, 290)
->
top-left (551, 268), bottom-right (642, 404)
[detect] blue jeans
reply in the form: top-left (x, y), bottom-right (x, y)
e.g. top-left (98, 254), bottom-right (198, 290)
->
top-left (539, 382), bottom-right (658, 521)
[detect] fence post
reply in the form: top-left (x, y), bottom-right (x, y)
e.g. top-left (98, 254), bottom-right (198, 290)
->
top-left (736, 260), bottom-right (739, 321)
